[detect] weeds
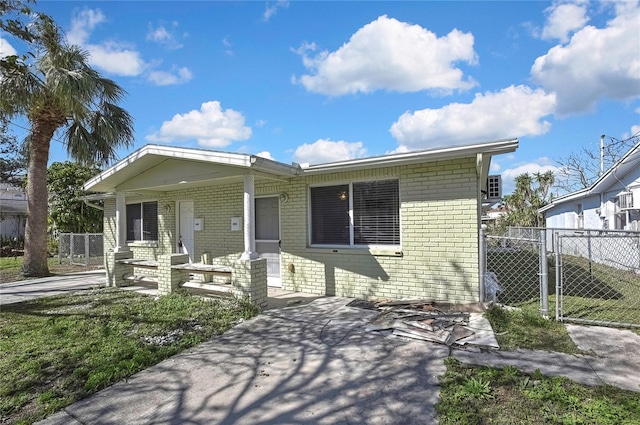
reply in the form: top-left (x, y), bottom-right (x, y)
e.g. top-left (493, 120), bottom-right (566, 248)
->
top-left (485, 304), bottom-right (581, 353)
top-left (437, 358), bottom-right (640, 425)
top-left (0, 288), bottom-right (258, 424)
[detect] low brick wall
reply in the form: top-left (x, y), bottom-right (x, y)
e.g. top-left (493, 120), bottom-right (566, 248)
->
top-left (232, 258), bottom-right (268, 309)
top-left (105, 251), bottom-right (133, 287)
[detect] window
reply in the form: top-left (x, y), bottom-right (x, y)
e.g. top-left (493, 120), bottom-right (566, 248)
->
top-left (126, 202), bottom-right (158, 241)
top-left (310, 180), bottom-right (400, 247)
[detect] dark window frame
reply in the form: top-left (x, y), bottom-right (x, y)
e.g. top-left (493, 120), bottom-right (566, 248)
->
top-left (126, 201), bottom-right (158, 242)
top-left (309, 179), bottom-right (401, 248)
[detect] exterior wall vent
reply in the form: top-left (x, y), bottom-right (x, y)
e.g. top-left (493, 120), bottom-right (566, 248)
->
top-left (487, 175), bottom-right (502, 202)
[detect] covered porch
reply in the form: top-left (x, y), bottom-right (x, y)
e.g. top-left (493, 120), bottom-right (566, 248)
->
top-left (84, 145), bottom-right (301, 308)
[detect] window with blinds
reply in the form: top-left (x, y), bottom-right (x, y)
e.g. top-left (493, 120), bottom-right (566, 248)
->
top-left (126, 201), bottom-right (158, 241)
top-left (310, 180), bottom-right (400, 247)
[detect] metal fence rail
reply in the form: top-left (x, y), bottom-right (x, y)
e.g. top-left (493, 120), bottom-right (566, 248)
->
top-left (58, 233), bottom-right (104, 266)
top-left (556, 233), bottom-right (640, 328)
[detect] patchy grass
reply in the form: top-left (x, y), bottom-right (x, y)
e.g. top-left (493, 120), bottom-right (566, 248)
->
top-left (0, 257), bottom-right (102, 284)
top-left (0, 288), bottom-right (259, 424)
top-left (485, 304), bottom-right (581, 354)
top-left (437, 357), bottom-right (640, 425)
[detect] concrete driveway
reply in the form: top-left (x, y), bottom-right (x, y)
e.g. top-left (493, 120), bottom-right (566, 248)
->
top-left (40, 297), bottom-right (449, 425)
top-left (0, 271), bottom-right (106, 306)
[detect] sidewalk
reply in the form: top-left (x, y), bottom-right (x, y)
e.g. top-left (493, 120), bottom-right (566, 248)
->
top-left (453, 324), bottom-right (640, 392)
top-left (0, 270), bottom-right (106, 306)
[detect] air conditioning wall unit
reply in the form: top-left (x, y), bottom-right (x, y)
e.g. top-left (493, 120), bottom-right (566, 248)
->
top-left (486, 175), bottom-right (502, 201)
top-left (617, 191), bottom-right (635, 210)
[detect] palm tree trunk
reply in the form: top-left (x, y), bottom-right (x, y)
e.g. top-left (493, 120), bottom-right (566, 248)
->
top-left (23, 120), bottom-right (57, 277)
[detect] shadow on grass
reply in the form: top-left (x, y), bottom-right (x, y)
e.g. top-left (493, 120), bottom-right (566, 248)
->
top-left (489, 251), bottom-right (628, 307)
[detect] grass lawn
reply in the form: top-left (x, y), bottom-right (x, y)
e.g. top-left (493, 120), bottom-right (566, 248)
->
top-left (488, 249), bottom-right (640, 328)
top-left (0, 288), bottom-right (259, 424)
top-left (437, 357), bottom-right (640, 425)
top-left (484, 304), bottom-right (581, 354)
top-left (0, 257), bottom-right (102, 284)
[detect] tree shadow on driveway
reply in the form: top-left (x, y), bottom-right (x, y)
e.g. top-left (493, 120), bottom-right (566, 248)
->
top-left (55, 297), bottom-right (450, 425)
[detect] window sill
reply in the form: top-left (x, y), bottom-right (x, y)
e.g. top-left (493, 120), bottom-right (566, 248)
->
top-left (305, 247), bottom-right (403, 257)
top-left (127, 241), bottom-right (159, 248)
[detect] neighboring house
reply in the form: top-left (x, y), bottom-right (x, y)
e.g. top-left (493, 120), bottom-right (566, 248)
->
top-left (84, 139), bottom-right (518, 304)
top-left (0, 183), bottom-right (27, 240)
top-left (540, 141), bottom-right (640, 232)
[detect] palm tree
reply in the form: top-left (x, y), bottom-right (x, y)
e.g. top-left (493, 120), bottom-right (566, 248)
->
top-left (0, 16), bottom-right (133, 276)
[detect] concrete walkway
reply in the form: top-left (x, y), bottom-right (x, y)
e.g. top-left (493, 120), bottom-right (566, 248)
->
top-left (39, 297), bottom-right (449, 425)
top-left (452, 324), bottom-right (640, 392)
top-left (0, 270), bottom-right (106, 306)
top-left (2, 272), bottom-right (638, 424)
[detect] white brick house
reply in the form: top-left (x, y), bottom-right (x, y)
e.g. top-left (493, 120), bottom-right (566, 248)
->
top-left (85, 139), bottom-right (517, 305)
top-left (540, 141), bottom-right (640, 232)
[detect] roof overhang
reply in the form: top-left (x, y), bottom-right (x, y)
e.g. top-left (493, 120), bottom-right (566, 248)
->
top-left (84, 139), bottom-right (518, 194)
top-left (300, 138), bottom-right (519, 175)
top-left (84, 145), bottom-right (301, 193)
top-left (539, 141), bottom-right (640, 214)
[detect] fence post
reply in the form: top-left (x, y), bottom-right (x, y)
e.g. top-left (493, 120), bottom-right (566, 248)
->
top-left (540, 229), bottom-right (549, 318)
top-left (70, 234), bottom-right (74, 264)
top-left (478, 226), bottom-right (486, 303)
top-left (84, 234), bottom-right (90, 266)
top-left (555, 232), bottom-right (561, 321)
top-left (58, 234), bottom-right (62, 264)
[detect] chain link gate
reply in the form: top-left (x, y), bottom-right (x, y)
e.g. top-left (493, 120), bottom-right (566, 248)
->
top-left (556, 231), bottom-right (640, 328)
top-left (58, 233), bottom-right (104, 266)
top-left (481, 229), bottom-right (549, 316)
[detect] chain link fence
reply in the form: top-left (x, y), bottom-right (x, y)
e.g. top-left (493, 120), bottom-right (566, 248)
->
top-left (58, 233), bottom-right (104, 266)
top-left (481, 229), bottom-right (549, 316)
top-left (481, 227), bottom-right (640, 328)
top-left (556, 231), bottom-right (640, 327)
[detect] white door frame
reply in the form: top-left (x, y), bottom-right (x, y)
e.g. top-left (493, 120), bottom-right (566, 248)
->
top-left (176, 200), bottom-right (195, 263)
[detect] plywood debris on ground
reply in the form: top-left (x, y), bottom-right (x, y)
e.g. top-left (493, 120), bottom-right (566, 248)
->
top-left (351, 299), bottom-right (484, 346)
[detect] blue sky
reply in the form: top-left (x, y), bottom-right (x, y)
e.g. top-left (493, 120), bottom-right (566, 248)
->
top-left (1, 1), bottom-right (639, 194)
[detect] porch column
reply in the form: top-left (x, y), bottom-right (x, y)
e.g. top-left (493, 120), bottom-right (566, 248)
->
top-left (114, 192), bottom-right (127, 252)
top-left (240, 174), bottom-right (258, 260)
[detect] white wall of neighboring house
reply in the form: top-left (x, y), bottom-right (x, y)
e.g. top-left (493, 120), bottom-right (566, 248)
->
top-left (0, 183), bottom-right (27, 239)
top-left (543, 149), bottom-right (640, 232)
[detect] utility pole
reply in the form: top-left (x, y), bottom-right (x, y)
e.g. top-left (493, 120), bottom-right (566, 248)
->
top-left (599, 134), bottom-right (605, 176)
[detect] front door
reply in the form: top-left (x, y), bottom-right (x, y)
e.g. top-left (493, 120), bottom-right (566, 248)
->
top-left (255, 196), bottom-right (281, 287)
top-left (178, 201), bottom-right (195, 263)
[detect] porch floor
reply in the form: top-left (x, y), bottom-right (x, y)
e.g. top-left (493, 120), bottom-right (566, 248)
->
top-left (119, 280), bottom-right (323, 310)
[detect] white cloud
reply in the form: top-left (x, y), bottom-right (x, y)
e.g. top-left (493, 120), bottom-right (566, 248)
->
top-left (67, 8), bottom-right (106, 45)
top-left (390, 85), bottom-right (556, 150)
top-left (222, 37), bottom-right (233, 56)
top-left (68, 8), bottom-right (147, 76)
top-left (147, 23), bottom-right (183, 49)
top-left (531, 2), bottom-right (640, 115)
top-left (501, 160), bottom-right (560, 195)
top-left (263, 0), bottom-right (289, 22)
top-left (67, 9), bottom-right (191, 85)
top-left (294, 15), bottom-right (478, 96)
top-left (0, 37), bottom-right (16, 57)
top-left (293, 139), bottom-right (366, 165)
top-left (255, 151), bottom-right (274, 160)
top-left (540, 1), bottom-right (589, 42)
top-left (146, 101), bottom-right (252, 147)
top-left (255, 119), bottom-right (267, 127)
top-left (85, 42), bottom-right (147, 76)
top-left (148, 67), bottom-right (193, 86)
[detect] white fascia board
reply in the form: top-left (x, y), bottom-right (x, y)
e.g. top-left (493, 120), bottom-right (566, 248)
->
top-left (540, 142), bottom-right (640, 213)
top-left (539, 188), bottom-right (590, 213)
top-left (301, 138), bottom-right (518, 175)
top-left (84, 144), bottom-right (299, 192)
